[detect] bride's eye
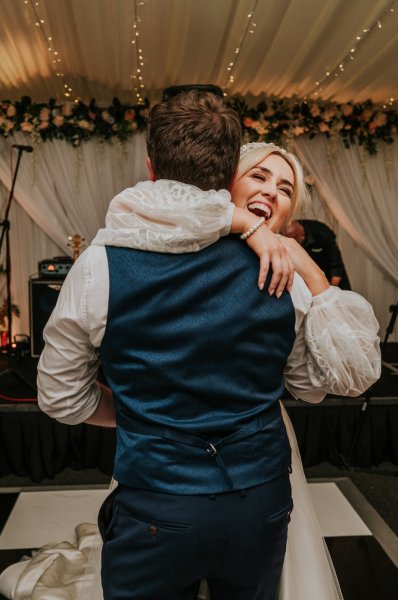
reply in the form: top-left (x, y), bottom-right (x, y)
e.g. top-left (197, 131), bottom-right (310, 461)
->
top-left (252, 172), bottom-right (265, 181)
top-left (280, 187), bottom-right (292, 198)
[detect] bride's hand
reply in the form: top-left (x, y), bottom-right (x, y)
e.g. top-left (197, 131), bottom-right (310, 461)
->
top-left (279, 236), bottom-right (330, 296)
top-left (233, 208), bottom-right (294, 296)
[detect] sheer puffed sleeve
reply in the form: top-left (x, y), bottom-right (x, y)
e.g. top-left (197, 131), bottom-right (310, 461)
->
top-left (92, 180), bottom-right (234, 253)
top-left (305, 286), bottom-right (381, 396)
top-left (285, 284), bottom-right (381, 402)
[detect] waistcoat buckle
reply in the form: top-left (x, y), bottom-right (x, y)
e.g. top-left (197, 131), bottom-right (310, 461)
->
top-left (207, 443), bottom-right (218, 457)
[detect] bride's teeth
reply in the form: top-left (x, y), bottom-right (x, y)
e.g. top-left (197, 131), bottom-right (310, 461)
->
top-left (248, 203), bottom-right (272, 219)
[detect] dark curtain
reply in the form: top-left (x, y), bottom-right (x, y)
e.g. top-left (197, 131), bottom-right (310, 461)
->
top-left (0, 404), bottom-right (397, 482)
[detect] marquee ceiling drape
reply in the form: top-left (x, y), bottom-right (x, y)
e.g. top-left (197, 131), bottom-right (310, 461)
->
top-left (0, 0), bottom-right (397, 104)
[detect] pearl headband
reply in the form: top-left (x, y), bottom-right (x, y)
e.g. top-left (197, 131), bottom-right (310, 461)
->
top-left (240, 142), bottom-right (287, 156)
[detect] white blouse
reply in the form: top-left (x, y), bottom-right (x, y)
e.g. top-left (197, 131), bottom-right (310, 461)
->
top-left (37, 180), bottom-right (381, 424)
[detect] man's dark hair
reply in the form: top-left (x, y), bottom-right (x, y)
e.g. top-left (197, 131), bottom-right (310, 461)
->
top-left (146, 90), bottom-right (241, 191)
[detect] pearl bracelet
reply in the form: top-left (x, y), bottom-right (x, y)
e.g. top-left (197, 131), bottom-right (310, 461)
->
top-left (239, 217), bottom-right (266, 240)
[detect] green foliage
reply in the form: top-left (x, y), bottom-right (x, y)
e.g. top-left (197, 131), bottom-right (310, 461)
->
top-left (1, 94), bottom-right (396, 155)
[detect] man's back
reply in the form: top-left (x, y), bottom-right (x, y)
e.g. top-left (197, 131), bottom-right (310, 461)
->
top-left (100, 237), bottom-right (296, 493)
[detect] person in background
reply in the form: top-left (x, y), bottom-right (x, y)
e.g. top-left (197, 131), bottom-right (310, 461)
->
top-left (283, 219), bottom-right (351, 289)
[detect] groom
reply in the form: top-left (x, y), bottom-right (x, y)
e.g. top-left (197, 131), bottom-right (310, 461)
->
top-left (38, 87), bottom-right (295, 599)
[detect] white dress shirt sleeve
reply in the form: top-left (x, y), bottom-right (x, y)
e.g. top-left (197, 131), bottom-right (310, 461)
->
top-left (37, 246), bottom-right (109, 425)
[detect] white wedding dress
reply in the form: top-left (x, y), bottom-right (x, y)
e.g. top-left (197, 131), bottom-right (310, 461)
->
top-left (0, 180), bottom-right (381, 600)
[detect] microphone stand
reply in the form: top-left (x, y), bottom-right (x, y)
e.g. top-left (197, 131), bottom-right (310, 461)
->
top-left (0, 147), bottom-right (36, 392)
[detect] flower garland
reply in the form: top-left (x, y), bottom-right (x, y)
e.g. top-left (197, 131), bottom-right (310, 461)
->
top-left (0, 94), bottom-right (397, 155)
top-left (0, 96), bottom-right (149, 146)
top-left (229, 96), bottom-right (397, 156)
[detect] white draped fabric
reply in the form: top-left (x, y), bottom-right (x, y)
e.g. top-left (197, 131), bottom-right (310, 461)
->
top-left (0, 133), bottom-right (397, 341)
top-left (0, 133), bottom-right (148, 337)
top-left (294, 136), bottom-right (398, 341)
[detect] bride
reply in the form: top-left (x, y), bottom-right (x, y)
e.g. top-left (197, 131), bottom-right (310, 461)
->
top-left (0, 142), bottom-right (379, 599)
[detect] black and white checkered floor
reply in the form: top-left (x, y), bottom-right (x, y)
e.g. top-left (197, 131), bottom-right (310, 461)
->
top-left (0, 480), bottom-right (397, 599)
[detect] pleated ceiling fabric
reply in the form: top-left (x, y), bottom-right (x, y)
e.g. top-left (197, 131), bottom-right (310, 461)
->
top-left (0, 0), bottom-right (397, 103)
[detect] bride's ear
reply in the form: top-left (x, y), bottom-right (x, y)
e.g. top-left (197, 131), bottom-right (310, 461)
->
top-left (146, 157), bottom-right (157, 181)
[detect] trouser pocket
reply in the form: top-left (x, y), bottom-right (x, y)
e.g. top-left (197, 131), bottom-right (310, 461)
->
top-left (266, 501), bottom-right (293, 525)
top-left (98, 486), bottom-right (120, 542)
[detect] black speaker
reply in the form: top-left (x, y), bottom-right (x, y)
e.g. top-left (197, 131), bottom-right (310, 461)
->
top-left (29, 278), bottom-right (64, 357)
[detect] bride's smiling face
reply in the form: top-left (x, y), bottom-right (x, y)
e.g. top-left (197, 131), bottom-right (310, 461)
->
top-left (232, 153), bottom-right (295, 232)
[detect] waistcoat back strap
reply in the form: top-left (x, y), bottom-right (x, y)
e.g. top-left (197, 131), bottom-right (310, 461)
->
top-left (118, 414), bottom-right (273, 490)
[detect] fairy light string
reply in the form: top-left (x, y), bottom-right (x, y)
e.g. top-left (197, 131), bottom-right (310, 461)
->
top-left (130, 0), bottom-right (146, 104)
top-left (309, 0), bottom-right (396, 103)
top-left (224, 0), bottom-right (260, 95)
top-left (25, 0), bottom-right (78, 101)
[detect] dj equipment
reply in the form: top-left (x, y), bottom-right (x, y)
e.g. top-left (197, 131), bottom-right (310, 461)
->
top-left (29, 277), bottom-right (64, 357)
top-left (38, 256), bottom-right (73, 278)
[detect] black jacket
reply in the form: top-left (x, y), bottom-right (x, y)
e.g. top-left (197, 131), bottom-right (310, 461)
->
top-left (299, 220), bottom-right (351, 290)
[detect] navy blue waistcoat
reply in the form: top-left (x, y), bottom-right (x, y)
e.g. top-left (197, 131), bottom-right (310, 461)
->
top-left (100, 237), bottom-right (295, 494)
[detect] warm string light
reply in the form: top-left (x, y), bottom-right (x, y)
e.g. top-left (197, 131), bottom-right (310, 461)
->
top-left (26, 0), bottom-right (79, 102)
top-left (309, 1), bottom-right (396, 99)
top-left (130, 0), bottom-right (146, 104)
top-left (223, 0), bottom-right (260, 95)
top-left (382, 96), bottom-right (395, 109)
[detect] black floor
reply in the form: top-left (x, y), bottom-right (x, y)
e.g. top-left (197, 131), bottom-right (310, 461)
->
top-left (326, 536), bottom-right (398, 599)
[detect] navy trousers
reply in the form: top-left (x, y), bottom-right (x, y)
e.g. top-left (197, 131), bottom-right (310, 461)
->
top-left (101, 471), bottom-right (292, 600)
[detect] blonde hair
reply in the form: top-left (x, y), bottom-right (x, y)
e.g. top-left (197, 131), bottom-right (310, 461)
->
top-left (234, 144), bottom-right (310, 224)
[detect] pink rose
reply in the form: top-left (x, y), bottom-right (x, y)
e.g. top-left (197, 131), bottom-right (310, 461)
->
top-left (39, 121), bottom-right (49, 129)
top-left (6, 104), bottom-right (16, 117)
top-left (253, 122), bottom-right (268, 135)
top-left (124, 109), bottom-right (135, 121)
top-left (53, 115), bottom-right (64, 127)
top-left (40, 108), bottom-right (50, 121)
top-left (1, 119), bottom-right (13, 133)
top-left (373, 112), bottom-right (387, 127)
top-left (101, 111), bottom-right (114, 124)
top-left (77, 119), bottom-right (93, 130)
top-left (21, 121), bottom-right (34, 133)
top-left (292, 126), bottom-right (305, 136)
top-left (318, 122), bottom-right (330, 133)
top-left (310, 104), bottom-right (321, 117)
top-left (89, 111), bottom-right (96, 120)
top-left (322, 108), bottom-right (337, 122)
top-left (243, 117), bottom-right (253, 127)
top-left (341, 104), bottom-right (353, 117)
